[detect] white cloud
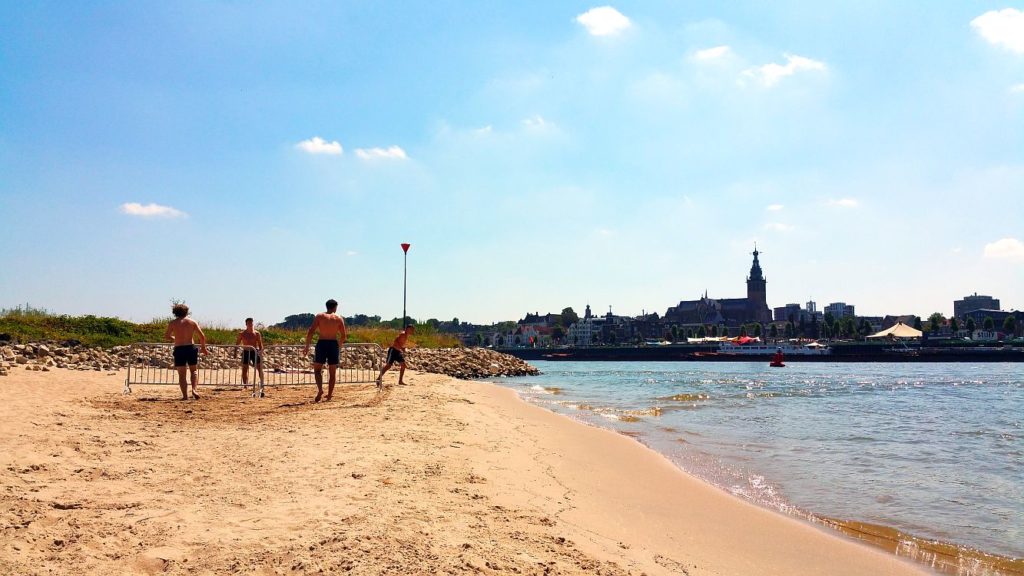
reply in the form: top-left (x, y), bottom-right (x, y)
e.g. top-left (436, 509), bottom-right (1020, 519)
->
top-left (119, 202), bottom-right (187, 218)
top-left (474, 125), bottom-right (493, 135)
top-left (951, 247), bottom-right (963, 255)
top-left (576, 6), bottom-right (631, 36)
top-left (346, 250), bottom-right (358, 256)
top-left (971, 9), bottom-right (1024, 54)
top-left (692, 45), bottom-right (731, 61)
top-left (764, 222), bottom-right (794, 232)
top-left (1010, 83), bottom-right (1024, 94)
top-left (295, 136), bottom-right (343, 155)
top-left (522, 115), bottom-right (552, 130)
top-left (983, 238), bottom-right (1024, 262)
top-left (742, 54), bottom-right (827, 87)
top-left (766, 204), bottom-right (784, 211)
top-left (354, 145), bottom-right (408, 160)
top-left (827, 198), bottom-right (859, 208)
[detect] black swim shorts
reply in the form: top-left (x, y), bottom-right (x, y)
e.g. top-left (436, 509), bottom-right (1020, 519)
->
top-left (314, 339), bottom-right (340, 365)
top-left (385, 346), bottom-right (405, 365)
top-left (173, 344), bottom-right (199, 367)
top-left (241, 348), bottom-right (261, 366)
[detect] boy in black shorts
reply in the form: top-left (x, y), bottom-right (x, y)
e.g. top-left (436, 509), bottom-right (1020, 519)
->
top-left (164, 303), bottom-right (208, 400)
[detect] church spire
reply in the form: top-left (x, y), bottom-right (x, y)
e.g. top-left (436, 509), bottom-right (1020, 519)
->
top-left (749, 245), bottom-right (764, 282)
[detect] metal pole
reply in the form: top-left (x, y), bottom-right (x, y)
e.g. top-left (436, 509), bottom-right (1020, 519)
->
top-left (401, 243), bottom-right (411, 328)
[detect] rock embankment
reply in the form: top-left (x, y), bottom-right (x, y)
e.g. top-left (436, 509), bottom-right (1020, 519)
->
top-left (0, 342), bottom-right (538, 379)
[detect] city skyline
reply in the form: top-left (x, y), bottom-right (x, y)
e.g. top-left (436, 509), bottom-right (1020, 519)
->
top-left (2, 3), bottom-right (1023, 326)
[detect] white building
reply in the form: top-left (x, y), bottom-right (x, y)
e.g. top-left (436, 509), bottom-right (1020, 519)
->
top-left (825, 302), bottom-right (855, 318)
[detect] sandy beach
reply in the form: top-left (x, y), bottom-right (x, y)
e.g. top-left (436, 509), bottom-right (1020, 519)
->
top-left (0, 367), bottom-right (930, 575)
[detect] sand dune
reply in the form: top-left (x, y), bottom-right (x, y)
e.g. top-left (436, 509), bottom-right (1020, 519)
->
top-left (0, 368), bottom-right (928, 575)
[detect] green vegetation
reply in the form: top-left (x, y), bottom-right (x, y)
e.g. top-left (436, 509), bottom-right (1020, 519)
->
top-left (0, 308), bottom-right (460, 349)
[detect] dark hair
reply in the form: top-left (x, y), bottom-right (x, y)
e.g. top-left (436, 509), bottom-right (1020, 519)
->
top-left (245, 317), bottom-right (253, 323)
top-left (326, 299), bottom-right (338, 312)
top-left (172, 303), bottom-right (189, 318)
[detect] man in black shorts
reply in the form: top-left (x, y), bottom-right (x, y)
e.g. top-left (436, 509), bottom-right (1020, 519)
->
top-left (375, 324), bottom-right (414, 389)
top-left (235, 317), bottom-right (265, 395)
top-left (164, 303), bottom-right (208, 400)
top-left (302, 299), bottom-right (347, 402)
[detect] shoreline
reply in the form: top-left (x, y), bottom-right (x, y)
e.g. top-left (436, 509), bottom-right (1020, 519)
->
top-left (2, 367), bottom-right (935, 574)
top-left (502, 372), bottom-right (1024, 576)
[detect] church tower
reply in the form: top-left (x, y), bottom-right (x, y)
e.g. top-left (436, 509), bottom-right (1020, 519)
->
top-left (746, 247), bottom-right (771, 323)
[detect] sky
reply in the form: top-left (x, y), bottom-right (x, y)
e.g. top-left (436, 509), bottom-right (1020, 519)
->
top-left (2, 1), bottom-right (1023, 327)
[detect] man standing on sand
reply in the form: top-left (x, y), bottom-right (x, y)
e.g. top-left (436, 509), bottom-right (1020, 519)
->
top-left (235, 317), bottom-right (265, 395)
top-left (375, 324), bottom-right (414, 389)
top-left (302, 299), bottom-right (347, 402)
top-left (164, 303), bottom-right (208, 400)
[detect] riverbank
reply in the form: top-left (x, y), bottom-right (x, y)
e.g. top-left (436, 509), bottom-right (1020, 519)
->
top-left (500, 344), bottom-right (1024, 362)
top-left (0, 366), bottom-right (928, 575)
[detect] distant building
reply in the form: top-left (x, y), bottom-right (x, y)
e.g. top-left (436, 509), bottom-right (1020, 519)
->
top-left (953, 293), bottom-right (1000, 319)
top-left (664, 248), bottom-right (772, 327)
top-left (825, 302), bottom-right (855, 318)
top-left (774, 303), bottom-right (802, 323)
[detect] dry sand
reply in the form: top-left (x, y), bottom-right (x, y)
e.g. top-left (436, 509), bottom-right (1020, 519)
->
top-left (0, 367), bottom-right (930, 575)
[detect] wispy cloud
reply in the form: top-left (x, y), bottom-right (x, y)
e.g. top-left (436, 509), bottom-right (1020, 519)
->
top-left (295, 136), bottom-right (343, 155)
top-left (971, 9), bottom-right (1024, 54)
top-left (766, 204), bottom-right (784, 211)
top-left (764, 222), bottom-right (794, 232)
top-left (355, 145), bottom-right (408, 160)
top-left (522, 115), bottom-right (553, 131)
top-left (576, 6), bottom-right (631, 36)
top-left (692, 45), bottom-right (731, 61)
top-left (983, 238), bottom-right (1024, 262)
top-left (345, 250), bottom-right (358, 256)
top-left (119, 202), bottom-right (187, 218)
top-left (1010, 83), bottom-right (1024, 94)
top-left (742, 54), bottom-right (827, 87)
top-left (827, 198), bottom-right (859, 208)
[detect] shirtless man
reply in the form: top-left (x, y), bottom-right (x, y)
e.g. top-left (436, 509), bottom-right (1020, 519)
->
top-left (375, 324), bottom-right (414, 389)
top-left (164, 303), bottom-right (208, 400)
top-left (234, 317), bottom-right (265, 394)
top-left (302, 299), bottom-right (347, 402)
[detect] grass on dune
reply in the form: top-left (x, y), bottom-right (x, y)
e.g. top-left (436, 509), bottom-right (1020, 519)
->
top-left (0, 308), bottom-right (461, 349)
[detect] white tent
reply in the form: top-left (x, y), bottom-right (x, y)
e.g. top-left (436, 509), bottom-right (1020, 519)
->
top-left (867, 322), bottom-right (923, 339)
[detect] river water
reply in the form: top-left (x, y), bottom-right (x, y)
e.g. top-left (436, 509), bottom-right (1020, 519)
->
top-left (485, 361), bottom-right (1023, 570)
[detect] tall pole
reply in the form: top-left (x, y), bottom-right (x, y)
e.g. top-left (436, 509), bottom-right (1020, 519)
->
top-left (401, 243), bottom-right (411, 328)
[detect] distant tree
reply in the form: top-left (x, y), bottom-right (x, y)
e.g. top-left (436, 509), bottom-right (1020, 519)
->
top-left (966, 317), bottom-right (976, 333)
top-left (274, 313), bottom-right (316, 330)
top-left (949, 318), bottom-right (959, 333)
top-left (769, 324), bottom-right (778, 340)
top-left (739, 325), bottom-right (748, 337)
top-left (823, 312), bottom-right (836, 334)
top-left (927, 312), bottom-right (945, 334)
top-left (785, 323), bottom-right (795, 338)
top-left (608, 332), bottom-right (617, 345)
top-left (913, 317), bottom-right (923, 331)
top-left (798, 317), bottom-right (806, 337)
top-left (552, 326), bottom-right (565, 342)
top-left (753, 323), bottom-right (762, 338)
top-left (844, 317), bottom-right (857, 338)
top-left (561, 307), bottom-right (579, 327)
top-left (1003, 315), bottom-right (1016, 335)
top-left (858, 318), bottom-right (872, 338)
top-left (984, 316), bottom-right (995, 331)
top-left (475, 333), bottom-right (483, 346)
top-left (670, 326), bottom-right (679, 342)
top-left (810, 314), bottom-right (820, 339)
top-left (686, 328), bottom-right (694, 339)
top-left (452, 317), bottom-right (460, 326)
top-left (697, 326), bottom-right (707, 338)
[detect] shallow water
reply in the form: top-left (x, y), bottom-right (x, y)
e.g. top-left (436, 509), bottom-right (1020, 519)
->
top-left (488, 361), bottom-right (1023, 564)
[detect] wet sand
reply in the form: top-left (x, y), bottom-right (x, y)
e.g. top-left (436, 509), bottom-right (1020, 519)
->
top-left (0, 367), bottom-right (930, 575)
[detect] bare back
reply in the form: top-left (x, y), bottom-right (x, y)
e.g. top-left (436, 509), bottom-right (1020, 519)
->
top-left (166, 317), bottom-right (202, 346)
top-left (312, 313), bottom-right (347, 342)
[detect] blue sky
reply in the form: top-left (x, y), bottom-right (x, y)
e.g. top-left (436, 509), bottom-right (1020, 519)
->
top-left (2, 2), bottom-right (1023, 326)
